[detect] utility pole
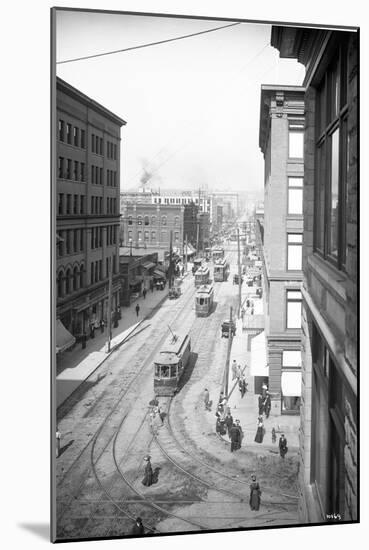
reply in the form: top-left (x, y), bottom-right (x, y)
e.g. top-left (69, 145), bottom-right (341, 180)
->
top-left (224, 306), bottom-right (233, 397)
top-left (106, 255), bottom-right (113, 353)
top-left (237, 227), bottom-right (242, 318)
top-left (196, 218), bottom-right (200, 258)
top-left (169, 230), bottom-right (173, 289)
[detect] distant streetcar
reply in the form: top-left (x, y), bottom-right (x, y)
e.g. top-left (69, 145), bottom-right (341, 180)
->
top-left (154, 331), bottom-right (191, 396)
top-left (194, 265), bottom-right (210, 287)
top-left (213, 258), bottom-right (229, 282)
top-left (195, 284), bottom-right (214, 317)
top-left (212, 247), bottom-right (225, 261)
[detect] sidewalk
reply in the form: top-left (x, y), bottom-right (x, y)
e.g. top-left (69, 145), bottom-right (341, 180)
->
top-left (224, 284), bottom-right (300, 454)
top-left (56, 270), bottom-right (192, 409)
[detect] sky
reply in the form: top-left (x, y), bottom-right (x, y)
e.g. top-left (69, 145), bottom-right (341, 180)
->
top-left (56, 10), bottom-right (305, 196)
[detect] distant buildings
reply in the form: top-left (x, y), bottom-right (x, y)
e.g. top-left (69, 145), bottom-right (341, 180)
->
top-left (258, 85), bottom-right (305, 414)
top-left (56, 78), bottom-right (126, 341)
top-left (271, 26), bottom-right (358, 522)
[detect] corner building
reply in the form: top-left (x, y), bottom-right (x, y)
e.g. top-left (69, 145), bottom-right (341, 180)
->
top-left (56, 78), bottom-right (126, 337)
top-left (271, 27), bottom-right (358, 522)
top-left (258, 85), bottom-right (305, 416)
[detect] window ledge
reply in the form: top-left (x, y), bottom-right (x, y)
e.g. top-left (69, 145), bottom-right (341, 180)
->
top-left (307, 253), bottom-right (347, 301)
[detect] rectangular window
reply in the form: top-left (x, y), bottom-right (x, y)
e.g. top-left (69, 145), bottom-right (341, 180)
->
top-left (80, 163), bottom-right (85, 182)
top-left (73, 230), bottom-right (78, 252)
top-left (282, 350), bottom-right (302, 368)
top-left (114, 144), bottom-right (117, 160)
top-left (73, 161), bottom-right (79, 181)
top-left (80, 196), bottom-right (85, 214)
top-left (80, 229), bottom-right (84, 250)
top-left (329, 127), bottom-right (340, 258)
top-left (287, 234), bottom-right (303, 270)
top-left (58, 157), bottom-right (64, 179)
top-left (91, 134), bottom-right (95, 153)
top-left (73, 194), bottom-right (78, 215)
top-left (80, 129), bottom-right (85, 149)
top-left (66, 194), bottom-right (71, 214)
top-left (73, 127), bottom-right (79, 147)
top-left (66, 123), bottom-right (72, 144)
top-left (100, 137), bottom-right (103, 155)
top-left (58, 194), bottom-right (63, 215)
top-left (66, 230), bottom-right (71, 254)
top-left (95, 136), bottom-right (99, 154)
top-left (289, 130), bottom-right (304, 158)
top-left (288, 177), bottom-right (303, 215)
top-left (286, 289), bottom-right (302, 329)
top-left (100, 167), bottom-right (103, 186)
top-left (58, 120), bottom-right (64, 141)
top-left (66, 159), bottom-right (72, 180)
top-left (91, 262), bottom-right (94, 284)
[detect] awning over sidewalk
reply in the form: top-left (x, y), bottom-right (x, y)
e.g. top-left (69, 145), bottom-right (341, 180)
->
top-left (56, 319), bottom-right (76, 354)
top-left (183, 243), bottom-right (196, 256)
top-left (142, 261), bottom-right (156, 270)
top-left (250, 330), bottom-right (268, 377)
top-left (281, 371), bottom-right (302, 397)
top-left (153, 269), bottom-right (166, 279)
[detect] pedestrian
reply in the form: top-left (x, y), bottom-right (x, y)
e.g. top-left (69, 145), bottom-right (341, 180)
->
top-left (249, 475), bottom-right (261, 511)
top-left (231, 359), bottom-right (237, 380)
top-left (94, 318), bottom-right (99, 331)
top-left (271, 427), bottom-right (277, 444)
top-left (56, 427), bottom-right (61, 458)
top-left (235, 363), bottom-right (242, 380)
top-left (89, 322), bottom-right (95, 339)
top-left (215, 405), bottom-right (227, 435)
top-left (264, 392), bottom-right (271, 418)
top-left (135, 303), bottom-right (140, 317)
top-left (279, 434), bottom-right (288, 459)
top-left (143, 288), bottom-right (147, 299)
top-left (155, 405), bottom-right (165, 425)
top-left (241, 307), bottom-right (245, 321)
top-left (258, 394), bottom-right (264, 416)
top-left (130, 517), bottom-right (145, 536)
top-left (229, 420), bottom-right (242, 452)
top-left (254, 416), bottom-right (265, 444)
top-left (203, 388), bottom-right (211, 411)
top-left (239, 376), bottom-right (248, 398)
top-left (100, 319), bottom-right (105, 334)
top-left (251, 307), bottom-right (254, 315)
top-left (225, 411), bottom-right (234, 439)
top-left (142, 456), bottom-right (153, 486)
top-left (261, 382), bottom-right (268, 399)
top-left (81, 332), bottom-right (87, 349)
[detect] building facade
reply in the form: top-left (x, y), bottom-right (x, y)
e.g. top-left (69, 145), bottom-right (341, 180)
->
top-left (271, 27), bottom-right (358, 522)
top-left (120, 203), bottom-right (185, 258)
top-left (56, 78), bottom-right (126, 338)
top-left (258, 85), bottom-right (305, 414)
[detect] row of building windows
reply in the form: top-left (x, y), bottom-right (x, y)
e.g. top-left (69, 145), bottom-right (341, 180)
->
top-left (107, 141), bottom-right (117, 160)
top-left (57, 255), bottom-right (118, 298)
top-left (126, 230), bottom-right (180, 243)
top-left (127, 215), bottom-right (181, 226)
top-left (91, 133), bottom-right (104, 155)
top-left (58, 194), bottom-right (85, 216)
top-left (58, 158), bottom-right (86, 182)
top-left (59, 120), bottom-right (86, 149)
top-left (57, 225), bottom-right (118, 256)
top-left (91, 165), bottom-right (103, 185)
top-left (107, 169), bottom-right (118, 187)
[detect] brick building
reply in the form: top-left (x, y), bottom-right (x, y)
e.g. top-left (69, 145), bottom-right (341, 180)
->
top-left (258, 85), bottom-right (305, 414)
top-left (271, 26), bottom-right (358, 522)
top-left (120, 203), bottom-right (185, 258)
top-left (56, 78), bottom-right (126, 341)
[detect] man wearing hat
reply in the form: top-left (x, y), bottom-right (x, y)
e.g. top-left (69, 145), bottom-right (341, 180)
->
top-left (130, 517), bottom-right (145, 536)
top-left (229, 419), bottom-right (242, 452)
top-left (279, 434), bottom-right (288, 459)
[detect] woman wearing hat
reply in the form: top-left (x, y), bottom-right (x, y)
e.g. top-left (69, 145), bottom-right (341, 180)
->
top-left (142, 456), bottom-right (153, 487)
top-left (254, 416), bottom-right (265, 444)
top-left (249, 475), bottom-right (261, 511)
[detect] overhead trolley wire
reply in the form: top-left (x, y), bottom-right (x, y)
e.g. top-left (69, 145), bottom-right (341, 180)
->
top-left (57, 21), bottom-right (242, 65)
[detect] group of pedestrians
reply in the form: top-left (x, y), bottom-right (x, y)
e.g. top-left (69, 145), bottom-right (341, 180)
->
top-left (149, 404), bottom-right (165, 435)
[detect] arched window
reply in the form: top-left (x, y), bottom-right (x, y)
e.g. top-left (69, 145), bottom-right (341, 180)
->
top-left (128, 216), bottom-right (133, 225)
top-left (73, 266), bottom-right (79, 291)
top-left (174, 216), bottom-right (179, 226)
top-left (161, 216), bottom-right (167, 225)
top-left (137, 215), bottom-right (142, 226)
top-left (144, 215), bottom-right (149, 225)
top-left (57, 270), bottom-right (64, 298)
top-left (79, 264), bottom-right (84, 288)
top-left (65, 268), bottom-right (71, 294)
top-left (151, 215), bottom-right (157, 225)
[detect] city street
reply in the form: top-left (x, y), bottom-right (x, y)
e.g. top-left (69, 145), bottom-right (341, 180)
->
top-left (55, 243), bottom-right (300, 540)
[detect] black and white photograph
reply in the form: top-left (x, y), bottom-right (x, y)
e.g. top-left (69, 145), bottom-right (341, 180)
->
top-left (49, 5), bottom-right (360, 543)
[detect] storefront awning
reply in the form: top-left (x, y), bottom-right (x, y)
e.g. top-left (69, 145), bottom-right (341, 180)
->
top-left (250, 331), bottom-right (268, 377)
top-left (130, 276), bottom-right (143, 286)
top-left (153, 269), bottom-right (166, 278)
top-left (56, 319), bottom-right (76, 354)
top-left (142, 261), bottom-right (156, 270)
top-left (183, 243), bottom-right (196, 256)
top-left (281, 371), bottom-right (302, 397)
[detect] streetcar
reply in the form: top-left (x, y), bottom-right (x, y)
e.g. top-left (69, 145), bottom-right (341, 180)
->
top-left (194, 265), bottom-right (210, 287)
top-left (195, 284), bottom-right (214, 317)
top-left (192, 258), bottom-right (202, 275)
top-left (153, 331), bottom-right (191, 396)
top-left (212, 247), bottom-right (225, 261)
top-left (213, 258), bottom-right (229, 282)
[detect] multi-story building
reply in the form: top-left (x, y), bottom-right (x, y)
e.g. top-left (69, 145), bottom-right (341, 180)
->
top-left (183, 201), bottom-right (199, 247)
top-left (56, 77), bottom-right (126, 338)
top-left (120, 203), bottom-right (185, 259)
top-left (211, 191), bottom-right (239, 219)
top-left (258, 85), bottom-right (305, 413)
top-left (271, 26), bottom-right (358, 522)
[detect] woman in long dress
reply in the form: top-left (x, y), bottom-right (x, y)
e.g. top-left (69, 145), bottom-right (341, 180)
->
top-left (254, 417), bottom-right (265, 443)
top-left (249, 475), bottom-right (261, 511)
top-left (142, 456), bottom-right (153, 486)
